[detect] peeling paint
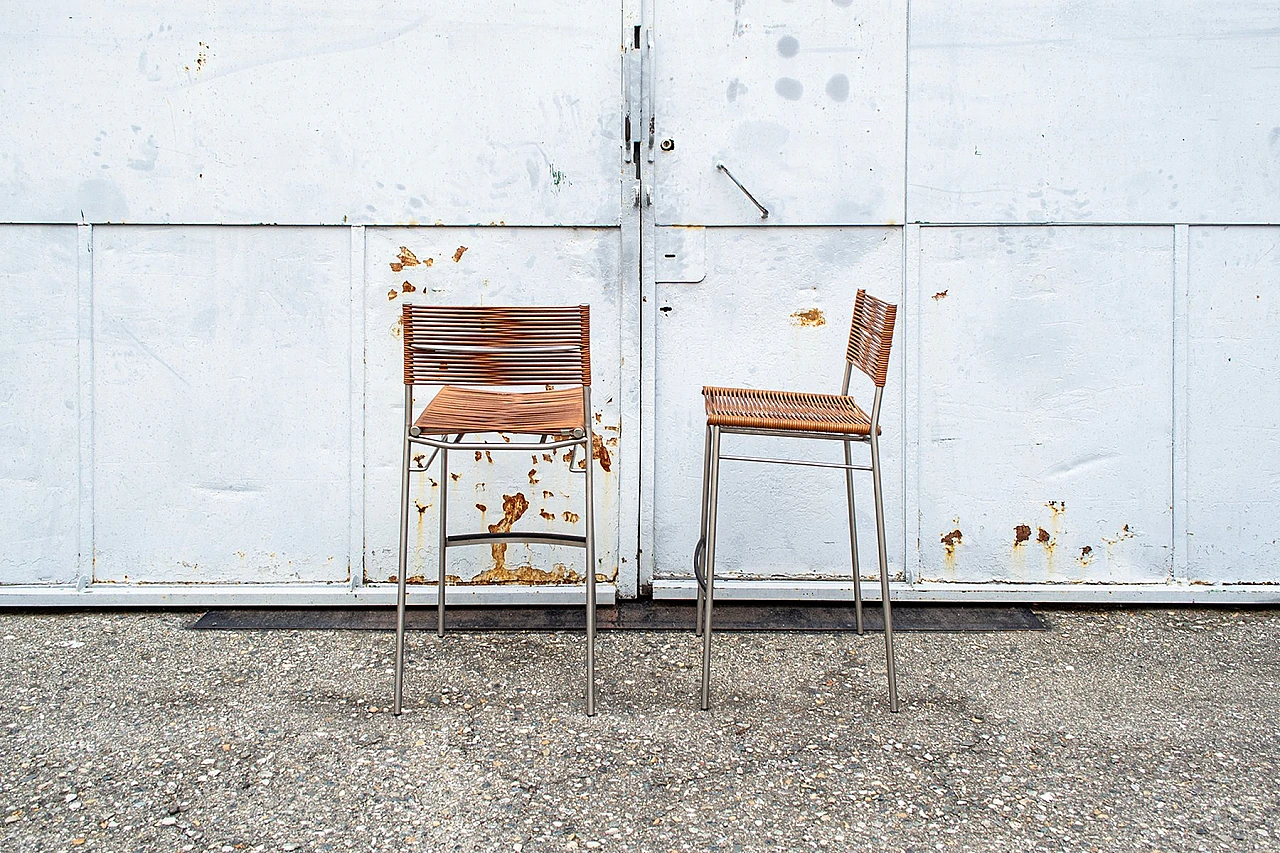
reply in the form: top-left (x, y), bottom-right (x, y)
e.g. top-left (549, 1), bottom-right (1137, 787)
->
top-left (941, 528), bottom-right (962, 570)
top-left (591, 433), bottom-right (612, 472)
top-left (487, 492), bottom-right (529, 575)
top-left (390, 246), bottom-right (421, 272)
top-left (466, 562), bottom-right (583, 586)
top-left (789, 308), bottom-right (826, 327)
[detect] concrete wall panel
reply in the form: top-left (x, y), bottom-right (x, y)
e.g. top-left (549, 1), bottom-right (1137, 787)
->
top-left (0, 1), bottom-right (621, 226)
top-left (0, 226), bottom-right (81, 584)
top-left (363, 227), bottom-right (627, 593)
top-left (915, 226), bottom-right (1174, 583)
top-left (91, 226), bottom-right (352, 582)
top-left (652, 227), bottom-right (904, 582)
top-left (654, 0), bottom-right (906, 225)
top-left (908, 1), bottom-right (1280, 224)
top-left (1186, 226), bottom-right (1280, 582)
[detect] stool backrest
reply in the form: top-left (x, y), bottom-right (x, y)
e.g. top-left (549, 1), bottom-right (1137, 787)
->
top-left (845, 289), bottom-right (897, 388)
top-left (402, 305), bottom-right (591, 386)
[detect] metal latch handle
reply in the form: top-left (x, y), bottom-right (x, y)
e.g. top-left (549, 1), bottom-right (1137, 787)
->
top-left (716, 162), bottom-right (769, 219)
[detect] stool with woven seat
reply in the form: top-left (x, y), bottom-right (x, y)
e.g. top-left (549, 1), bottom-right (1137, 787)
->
top-left (393, 304), bottom-right (599, 716)
top-left (694, 288), bottom-right (900, 712)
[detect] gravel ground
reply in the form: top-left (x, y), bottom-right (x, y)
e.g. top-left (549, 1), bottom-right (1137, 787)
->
top-left (1, 607), bottom-right (1277, 853)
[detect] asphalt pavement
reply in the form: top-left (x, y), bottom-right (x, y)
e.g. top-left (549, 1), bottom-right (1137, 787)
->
top-left (1, 606), bottom-right (1276, 852)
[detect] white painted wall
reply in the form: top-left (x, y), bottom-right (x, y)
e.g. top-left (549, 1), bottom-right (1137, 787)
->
top-left (1, 1), bottom-right (1278, 602)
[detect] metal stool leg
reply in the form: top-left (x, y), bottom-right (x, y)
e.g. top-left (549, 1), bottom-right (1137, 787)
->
top-left (583, 393), bottom-right (597, 716)
top-left (844, 440), bottom-right (864, 635)
top-left (393, 416), bottom-right (413, 716)
top-left (437, 444), bottom-right (448, 638)
top-left (695, 425), bottom-right (713, 637)
top-left (699, 426), bottom-right (722, 711)
top-left (870, 427), bottom-right (899, 713)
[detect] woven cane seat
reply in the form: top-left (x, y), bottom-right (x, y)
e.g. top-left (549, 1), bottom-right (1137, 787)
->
top-left (703, 386), bottom-right (877, 436)
top-left (414, 385), bottom-right (585, 436)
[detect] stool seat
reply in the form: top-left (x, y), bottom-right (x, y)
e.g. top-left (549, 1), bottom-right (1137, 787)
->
top-left (415, 386), bottom-right (585, 436)
top-left (703, 386), bottom-right (877, 436)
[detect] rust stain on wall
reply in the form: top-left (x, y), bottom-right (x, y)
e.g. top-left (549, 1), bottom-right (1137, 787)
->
top-left (401, 281), bottom-right (416, 293)
top-left (941, 529), bottom-right (962, 569)
top-left (1014, 524), bottom-right (1032, 545)
top-left (541, 453), bottom-right (554, 463)
top-left (542, 490), bottom-right (555, 499)
top-left (387, 288), bottom-right (399, 301)
top-left (390, 246), bottom-right (421, 272)
top-left (932, 290), bottom-right (948, 301)
top-left (467, 562), bottom-right (583, 586)
top-left (562, 511), bottom-right (580, 524)
top-left (528, 468), bottom-right (539, 485)
top-left (475, 503), bottom-right (487, 513)
top-left (790, 308), bottom-right (826, 327)
top-left (592, 433), bottom-right (612, 472)
top-left (487, 492), bottom-right (529, 574)
top-left (539, 509), bottom-right (556, 521)
top-left (453, 246), bottom-right (468, 262)
top-left (1079, 545), bottom-right (1095, 566)
top-left (1037, 527), bottom-right (1051, 544)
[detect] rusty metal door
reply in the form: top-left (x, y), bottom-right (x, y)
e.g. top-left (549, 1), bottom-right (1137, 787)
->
top-left (0, 1), bottom-right (641, 606)
top-left (640, 0), bottom-right (1280, 605)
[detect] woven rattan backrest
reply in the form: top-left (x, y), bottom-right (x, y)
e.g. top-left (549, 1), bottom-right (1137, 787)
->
top-left (402, 305), bottom-right (591, 386)
top-left (845, 289), bottom-right (897, 387)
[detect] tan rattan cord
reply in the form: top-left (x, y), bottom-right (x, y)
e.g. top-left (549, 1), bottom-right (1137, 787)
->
top-left (702, 386), bottom-right (877, 436)
top-left (414, 386), bottom-right (585, 436)
top-left (402, 305), bottom-right (591, 386)
top-left (845, 289), bottom-right (897, 387)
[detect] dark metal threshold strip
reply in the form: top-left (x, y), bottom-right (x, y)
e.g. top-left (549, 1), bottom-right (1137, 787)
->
top-left (190, 601), bottom-right (1046, 632)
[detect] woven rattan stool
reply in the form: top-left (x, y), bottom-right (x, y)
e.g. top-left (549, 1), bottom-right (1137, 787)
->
top-left (694, 289), bottom-right (900, 712)
top-left (393, 305), bottom-right (599, 716)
